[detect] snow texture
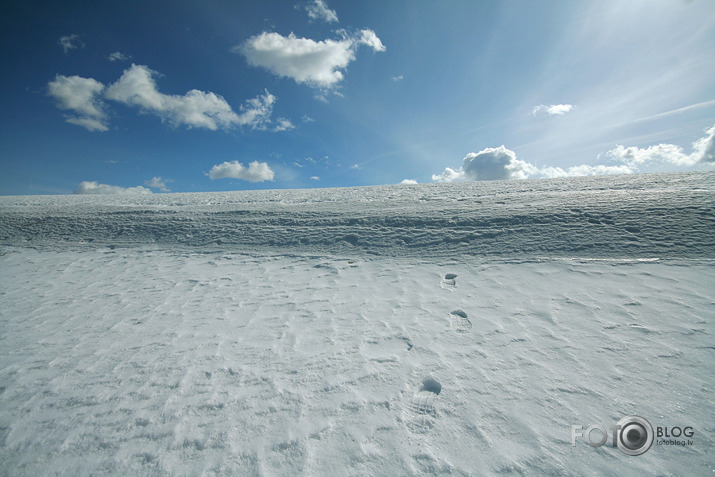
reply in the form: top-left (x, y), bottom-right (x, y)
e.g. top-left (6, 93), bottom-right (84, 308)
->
top-left (1, 172), bottom-right (714, 259)
top-left (0, 172), bottom-right (713, 475)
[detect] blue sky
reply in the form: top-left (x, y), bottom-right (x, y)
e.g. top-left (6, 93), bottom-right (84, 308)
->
top-left (1, 0), bottom-right (714, 195)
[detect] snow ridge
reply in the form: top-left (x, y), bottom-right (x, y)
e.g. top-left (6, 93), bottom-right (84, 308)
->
top-left (1, 172), bottom-right (714, 259)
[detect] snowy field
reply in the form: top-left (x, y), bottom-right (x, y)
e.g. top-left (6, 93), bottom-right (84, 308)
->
top-left (1, 172), bottom-right (714, 476)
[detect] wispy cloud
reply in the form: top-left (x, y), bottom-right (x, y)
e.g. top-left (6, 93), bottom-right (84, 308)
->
top-left (208, 161), bottom-right (275, 182)
top-left (532, 104), bottom-right (574, 116)
top-left (273, 117), bottom-right (295, 132)
top-left (58, 34), bottom-right (83, 54)
top-left (73, 181), bottom-right (152, 194)
top-left (303, 0), bottom-right (338, 23)
top-left (144, 176), bottom-right (172, 192)
top-left (107, 51), bottom-right (130, 62)
top-left (235, 30), bottom-right (385, 89)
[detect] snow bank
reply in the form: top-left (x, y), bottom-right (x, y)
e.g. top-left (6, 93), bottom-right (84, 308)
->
top-left (1, 172), bottom-right (714, 259)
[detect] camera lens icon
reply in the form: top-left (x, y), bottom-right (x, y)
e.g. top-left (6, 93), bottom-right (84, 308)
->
top-left (616, 416), bottom-right (653, 456)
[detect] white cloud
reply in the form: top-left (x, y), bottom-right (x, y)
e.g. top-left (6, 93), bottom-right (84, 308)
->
top-left (310, 176), bottom-right (320, 181)
top-left (144, 177), bottom-right (171, 192)
top-left (538, 164), bottom-right (634, 178)
top-left (208, 161), bottom-right (275, 182)
top-left (356, 30), bottom-right (386, 52)
top-left (58, 34), bottom-right (83, 54)
top-left (49, 65), bottom-right (288, 132)
top-left (432, 167), bottom-right (463, 183)
top-left (304, 0), bottom-right (339, 23)
top-left (236, 30), bottom-right (385, 89)
top-left (104, 64), bottom-right (278, 130)
top-left (107, 51), bottom-right (130, 62)
top-left (433, 125), bottom-right (715, 183)
top-left (47, 75), bottom-right (108, 131)
top-left (65, 116), bottom-right (109, 132)
top-left (235, 90), bottom-right (278, 130)
top-left (301, 115), bottom-right (315, 123)
top-left (693, 125), bottom-right (715, 163)
top-left (532, 104), bottom-right (574, 116)
top-left (273, 117), bottom-right (295, 132)
top-left (73, 181), bottom-right (152, 195)
top-left (433, 146), bottom-right (538, 182)
top-left (607, 124), bottom-right (715, 168)
top-left (392, 75), bottom-right (404, 82)
top-left (106, 65), bottom-right (235, 130)
top-left (400, 179), bottom-right (418, 185)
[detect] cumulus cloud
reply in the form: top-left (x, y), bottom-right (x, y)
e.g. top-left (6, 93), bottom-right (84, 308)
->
top-left (606, 124), bottom-right (715, 167)
top-left (105, 64), bottom-right (275, 130)
top-left (694, 125), bottom-right (715, 163)
top-left (432, 167), bottom-right (463, 183)
top-left (433, 146), bottom-right (538, 182)
top-left (47, 75), bottom-right (108, 131)
top-left (49, 65), bottom-right (290, 132)
top-left (59, 34), bottom-right (83, 54)
top-left (144, 176), bottom-right (171, 192)
top-left (433, 125), bottom-right (715, 183)
top-left (304, 0), bottom-right (339, 23)
top-left (208, 161), bottom-right (275, 182)
top-left (532, 104), bottom-right (574, 116)
top-left (236, 30), bottom-right (385, 89)
top-left (400, 179), bottom-right (418, 185)
top-left (73, 181), bottom-right (152, 195)
top-left (107, 51), bottom-right (130, 62)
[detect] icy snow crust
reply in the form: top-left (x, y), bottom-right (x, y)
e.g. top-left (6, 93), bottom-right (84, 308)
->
top-left (1, 172), bottom-right (714, 476)
top-left (1, 172), bottom-right (714, 259)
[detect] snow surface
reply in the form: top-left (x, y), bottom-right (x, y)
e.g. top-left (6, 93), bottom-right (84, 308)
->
top-left (1, 172), bottom-right (714, 475)
top-left (2, 172), bottom-right (714, 259)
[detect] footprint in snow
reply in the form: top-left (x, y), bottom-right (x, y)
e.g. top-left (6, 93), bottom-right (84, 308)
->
top-left (441, 273), bottom-right (457, 288)
top-left (450, 309), bottom-right (472, 332)
top-left (403, 378), bottom-right (442, 433)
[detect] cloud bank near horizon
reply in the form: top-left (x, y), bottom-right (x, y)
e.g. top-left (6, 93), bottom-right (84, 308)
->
top-left (73, 181), bottom-right (153, 195)
top-left (433, 124), bottom-right (715, 182)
